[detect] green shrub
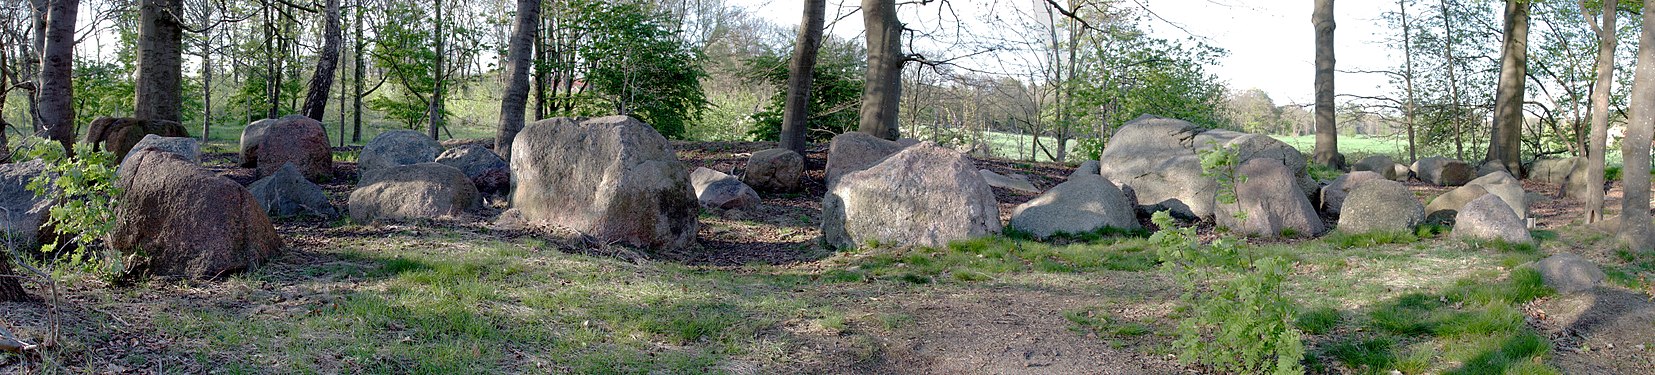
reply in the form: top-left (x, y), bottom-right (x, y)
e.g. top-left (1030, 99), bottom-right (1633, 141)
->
top-left (1154, 211), bottom-right (1305, 374)
top-left (22, 140), bottom-right (123, 276)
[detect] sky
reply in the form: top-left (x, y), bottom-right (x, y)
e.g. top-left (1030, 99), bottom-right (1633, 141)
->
top-left (730, 0), bottom-right (1402, 106)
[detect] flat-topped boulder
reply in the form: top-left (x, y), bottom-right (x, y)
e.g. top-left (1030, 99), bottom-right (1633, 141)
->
top-left (85, 117), bottom-right (189, 162)
top-left (742, 148), bottom-right (804, 192)
top-left (118, 134), bottom-right (199, 173)
top-left (1337, 179), bottom-right (1424, 233)
top-left (436, 144), bottom-right (510, 196)
top-left (113, 150), bottom-right (282, 279)
top-left (825, 132), bottom-right (904, 186)
top-left (1096, 115), bottom-right (1213, 220)
top-left (358, 130), bottom-right (442, 180)
top-left (349, 163), bottom-right (479, 223)
top-left (1529, 253), bottom-right (1604, 294)
top-left (1452, 193), bottom-right (1533, 244)
top-left (1009, 174), bottom-right (1138, 238)
top-left (823, 142), bottom-right (1000, 249)
top-left (690, 167), bottom-right (761, 210)
top-left (1320, 171), bottom-right (1385, 217)
top-left (979, 169), bottom-right (1039, 193)
top-left (1412, 157), bottom-right (1473, 186)
top-left (509, 116), bottom-right (698, 250)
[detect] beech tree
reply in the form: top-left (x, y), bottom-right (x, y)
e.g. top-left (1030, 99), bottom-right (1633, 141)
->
top-left (858, 0), bottom-right (902, 140)
top-left (1312, 0), bottom-right (1339, 167)
top-left (37, 0), bottom-right (75, 151)
top-left (1486, 0), bottom-right (1531, 173)
top-left (301, 0), bottom-right (342, 121)
top-left (1585, 0), bottom-right (1618, 223)
top-left (779, 0), bottom-right (827, 153)
top-left (496, 0), bottom-right (539, 159)
top-left (135, 0), bottom-right (184, 123)
top-left (1623, 0), bottom-right (1655, 252)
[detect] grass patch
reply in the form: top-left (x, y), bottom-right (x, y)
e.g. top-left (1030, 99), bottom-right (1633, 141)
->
top-left (1063, 306), bottom-right (1152, 339)
top-left (1295, 306), bottom-right (1341, 335)
top-left (1325, 230), bottom-right (1420, 249)
top-left (849, 235), bottom-right (1161, 282)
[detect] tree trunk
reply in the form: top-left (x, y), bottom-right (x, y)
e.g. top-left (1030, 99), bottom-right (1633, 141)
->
top-left (301, 0), bottom-right (342, 121)
top-left (1586, 0), bottom-right (1618, 224)
top-left (496, 0), bottom-right (539, 159)
top-left (352, 0), bottom-right (364, 142)
top-left (781, 0), bottom-right (827, 153)
top-left (1621, 0), bottom-right (1655, 252)
top-left (1487, 0), bottom-right (1530, 173)
top-left (1440, 0), bottom-right (1465, 160)
top-left (1312, 0), bottom-right (1339, 167)
top-left (429, 0), bottom-right (445, 140)
top-left (135, 0), bottom-right (183, 123)
top-left (202, 45), bottom-right (212, 141)
top-left (1400, 0), bottom-right (1418, 164)
top-left (0, 258), bottom-right (26, 302)
top-left (264, 3), bottom-right (279, 119)
top-left (857, 0), bottom-right (902, 140)
top-left (37, 0), bottom-right (76, 152)
top-left (532, 16), bottom-right (548, 121)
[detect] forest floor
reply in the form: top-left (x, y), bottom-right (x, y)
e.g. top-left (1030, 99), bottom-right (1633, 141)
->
top-left (1, 140), bottom-right (1653, 374)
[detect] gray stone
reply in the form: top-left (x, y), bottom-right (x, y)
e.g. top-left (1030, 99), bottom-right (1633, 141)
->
top-left (509, 116), bottom-right (698, 250)
top-left (691, 167), bottom-right (761, 210)
top-left (1195, 130), bottom-right (1319, 204)
top-left (239, 118), bottom-right (277, 167)
top-left (1529, 157), bottom-right (1581, 184)
top-left (1216, 159), bottom-right (1325, 237)
top-left (825, 132), bottom-right (904, 186)
top-left (1468, 171), bottom-right (1527, 219)
top-left (248, 163), bottom-right (338, 218)
top-left (0, 160), bottom-right (52, 250)
top-left (822, 142), bottom-right (1000, 249)
top-left (1425, 184), bottom-right (1489, 224)
top-left (742, 148), bottom-right (804, 192)
top-left (1070, 160), bottom-right (1100, 179)
top-left (1412, 157), bottom-right (1473, 186)
top-left (1529, 253), bottom-right (1605, 294)
top-left (1097, 115), bottom-right (1214, 220)
top-left (1476, 160), bottom-right (1511, 177)
top-left (1452, 193), bottom-right (1533, 244)
top-left (1352, 155), bottom-right (1401, 180)
top-left (1337, 179), bottom-right (1425, 233)
top-left (358, 130), bottom-right (442, 180)
top-left (114, 150), bottom-right (282, 279)
top-left (980, 169), bottom-right (1039, 193)
top-left (436, 144), bottom-right (509, 196)
top-left (254, 116), bottom-right (333, 181)
top-left (1009, 174), bottom-right (1138, 238)
top-left (120, 134), bottom-right (200, 175)
top-left (1320, 171), bottom-right (1385, 217)
top-left (349, 162), bottom-right (479, 223)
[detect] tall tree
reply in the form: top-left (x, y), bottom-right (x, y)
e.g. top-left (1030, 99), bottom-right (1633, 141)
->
top-left (352, 0), bottom-right (366, 142)
top-left (858, 0), bottom-right (902, 140)
top-left (1585, 0), bottom-right (1618, 223)
top-left (780, 0), bottom-right (827, 153)
top-left (1487, 0), bottom-right (1531, 173)
top-left (1312, 0), bottom-right (1339, 167)
top-left (496, 0), bottom-right (540, 159)
top-left (135, 0), bottom-right (184, 123)
top-left (302, 0), bottom-right (343, 121)
top-left (1398, 0), bottom-right (1419, 163)
top-left (37, 0), bottom-right (75, 152)
top-left (1440, 0), bottom-right (1467, 159)
top-left (1623, 0), bottom-right (1655, 252)
top-left (429, 0), bottom-right (446, 140)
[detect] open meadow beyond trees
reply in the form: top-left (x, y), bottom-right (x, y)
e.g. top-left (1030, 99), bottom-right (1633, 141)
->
top-left (4, 0), bottom-right (1655, 374)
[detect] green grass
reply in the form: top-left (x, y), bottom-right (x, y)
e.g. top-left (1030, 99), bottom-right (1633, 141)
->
top-left (1295, 306), bottom-right (1341, 335)
top-left (1273, 134), bottom-right (1409, 161)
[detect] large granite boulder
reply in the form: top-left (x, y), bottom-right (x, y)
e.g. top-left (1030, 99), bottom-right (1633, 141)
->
top-left (239, 118), bottom-right (277, 167)
top-left (436, 144), bottom-right (510, 196)
top-left (112, 150), bottom-right (282, 279)
top-left (1412, 157), bottom-right (1473, 186)
top-left (1215, 159), bottom-right (1325, 237)
top-left (1069, 160), bottom-right (1101, 179)
top-left (349, 163), bottom-right (479, 223)
top-left (0, 160), bottom-right (52, 249)
top-left (690, 167), bottom-right (761, 210)
top-left (118, 135), bottom-right (199, 173)
top-left (1426, 171), bottom-right (1528, 224)
top-left (822, 143), bottom-right (1000, 249)
top-left (1452, 193), bottom-right (1533, 244)
top-left (1529, 157), bottom-right (1582, 184)
top-left (249, 163), bottom-right (338, 218)
top-left (358, 130), bottom-right (443, 180)
top-left (1008, 174), bottom-right (1138, 238)
top-left (1337, 179), bottom-right (1425, 233)
top-left (979, 169), bottom-right (1039, 193)
top-left (1097, 116), bottom-right (1215, 220)
top-left (742, 148), bottom-right (805, 192)
top-left (1425, 184), bottom-right (1490, 224)
top-left (1099, 115), bottom-right (1317, 220)
top-left (508, 116), bottom-right (699, 250)
top-left (1529, 253), bottom-right (1605, 294)
top-left (254, 115), bottom-right (333, 181)
top-left (825, 132), bottom-right (905, 186)
top-left (84, 117), bottom-right (189, 162)
top-left (1320, 171), bottom-right (1385, 217)
top-left (1352, 155), bottom-right (1403, 180)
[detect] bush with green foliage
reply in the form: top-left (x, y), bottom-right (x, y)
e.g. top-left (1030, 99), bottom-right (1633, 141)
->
top-left (1152, 210), bottom-right (1305, 374)
top-left (20, 140), bottom-right (122, 275)
top-left (743, 37), bottom-right (866, 142)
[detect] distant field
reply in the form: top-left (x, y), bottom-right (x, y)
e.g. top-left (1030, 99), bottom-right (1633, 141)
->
top-left (1272, 134), bottom-right (1409, 160)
